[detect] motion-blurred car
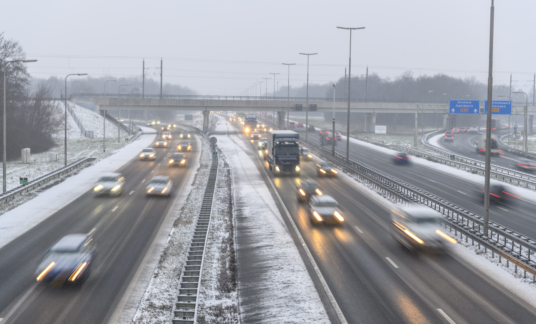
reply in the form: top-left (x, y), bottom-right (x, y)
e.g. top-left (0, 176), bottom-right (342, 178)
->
top-left (459, 127), bottom-right (467, 133)
top-left (250, 131), bottom-right (261, 140)
top-left (162, 131), bottom-right (172, 140)
top-left (35, 234), bottom-right (95, 285)
top-left (258, 138), bottom-right (268, 149)
top-left (169, 153), bottom-right (187, 167)
top-left (393, 152), bottom-right (411, 165)
top-left (173, 124), bottom-right (177, 128)
top-left (468, 125), bottom-right (479, 133)
top-left (300, 147), bottom-right (313, 161)
top-left (179, 131), bottom-right (191, 139)
top-left (452, 127), bottom-right (461, 133)
top-left (514, 158), bottom-right (536, 172)
top-left (316, 162), bottom-right (338, 176)
top-left (309, 195), bottom-right (344, 225)
top-left (146, 176), bottom-right (173, 197)
top-left (444, 131), bottom-right (455, 142)
top-left (320, 135), bottom-right (337, 146)
top-left (307, 125), bottom-right (316, 132)
top-left (93, 173), bottom-right (125, 196)
top-left (155, 140), bottom-right (168, 148)
top-left (151, 121), bottom-right (156, 125)
top-left (177, 141), bottom-right (191, 151)
top-left (297, 179), bottom-right (322, 202)
top-left (390, 205), bottom-right (455, 252)
top-left (480, 183), bottom-right (519, 205)
top-left (139, 148), bottom-right (156, 160)
top-left (335, 132), bottom-right (342, 139)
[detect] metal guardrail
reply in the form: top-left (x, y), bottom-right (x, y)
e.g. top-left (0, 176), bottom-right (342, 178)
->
top-left (498, 134), bottom-right (536, 160)
top-left (0, 157), bottom-right (96, 205)
top-left (303, 138), bottom-right (536, 279)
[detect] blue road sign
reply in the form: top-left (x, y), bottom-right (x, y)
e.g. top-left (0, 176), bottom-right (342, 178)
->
top-left (449, 100), bottom-right (480, 114)
top-left (484, 100), bottom-right (512, 115)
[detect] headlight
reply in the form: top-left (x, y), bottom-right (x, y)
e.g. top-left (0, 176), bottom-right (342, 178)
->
top-left (169, 159), bottom-right (174, 164)
top-left (156, 143), bottom-right (159, 145)
top-left (319, 169), bottom-right (326, 173)
top-left (164, 143), bottom-right (167, 146)
top-left (245, 127), bottom-right (250, 132)
top-left (178, 146), bottom-right (182, 150)
top-left (295, 166), bottom-right (300, 171)
top-left (313, 211), bottom-right (323, 222)
top-left (140, 154), bottom-right (145, 157)
top-left (265, 150), bottom-right (268, 154)
top-left (299, 189), bottom-right (306, 196)
top-left (188, 135), bottom-right (191, 138)
top-left (181, 159), bottom-right (186, 164)
top-left (315, 189), bottom-right (323, 196)
top-left (150, 154), bottom-right (155, 157)
top-left (162, 187), bottom-right (168, 194)
top-left (436, 229), bottom-right (457, 244)
top-left (334, 211), bottom-right (344, 222)
top-left (111, 185), bottom-right (121, 192)
top-left (94, 185), bottom-right (103, 192)
top-left (275, 166), bottom-right (280, 172)
top-left (147, 187), bottom-right (154, 193)
top-left (36, 262), bottom-right (56, 281)
top-left (188, 146), bottom-right (191, 150)
top-left (332, 169), bottom-right (338, 174)
top-left (307, 154), bottom-right (313, 158)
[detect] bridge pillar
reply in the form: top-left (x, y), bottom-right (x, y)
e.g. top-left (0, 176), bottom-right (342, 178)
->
top-left (277, 111), bottom-right (286, 130)
top-left (364, 112), bottom-right (376, 132)
top-left (529, 115), bottom-right (534, 135)
top-left (202, 110), bottom-right (210, 133)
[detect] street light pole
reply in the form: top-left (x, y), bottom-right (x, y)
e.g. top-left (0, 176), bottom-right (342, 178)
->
top-left (282, 63), bottom-right (295, 130)
top-left (118, 84), bottom-right (131, 142)
top-left (300, 53), bottom-right (317, 142)
top-left (270, 73), bottom-right (279, 100)
top-left (513, 91), bottom-right (528, 152)
top-left (337, 26), bottom-right (365, 161)
top-left (103, 79), bottom-right (116, 153)
top-left (483, 0), bottom-right (495, 238)
top-left (263, 78), bottom-right (270, 98)
top-left (2, 59), bottom-right (37, 192)
top-left (332, 83), bottom-right (336, 156)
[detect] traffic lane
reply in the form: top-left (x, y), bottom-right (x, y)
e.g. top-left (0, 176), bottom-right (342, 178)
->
top-left (0, 135), bottom-right (200, 324)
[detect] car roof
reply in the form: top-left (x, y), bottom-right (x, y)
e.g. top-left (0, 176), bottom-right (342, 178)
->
top-left (180, 141), bottom-right (190, 144)
top-left (150, 175), bottom-right (170, 181)
top-left (101, 172), bottom-right (121, 178)
top-left (51, 234), bottom-right (89, 252)
top-left (143, 148), bottom-right (154, 151)
top-left (172, 153), bottom-right (185, 157)
top-left (395, 205), bottom-right (441, 218)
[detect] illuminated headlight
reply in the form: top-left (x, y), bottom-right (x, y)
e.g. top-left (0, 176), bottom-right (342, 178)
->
top-left (36, 262), bottom-right (56, 281)
top-left (147, 187), bottom-right (154, 193)
top-left (265, 149), bottom-right (268, 154)
top-left (156, 143), bottom-right (159, 146)
top-left (319, 169), bottom-right (326, 174)
top-left (299, 189), bottom-right (306, 196)
top-left (188, 134), bottom-right (191, 138)
top-left (295, 166), bottom-right (300, 172)
top-left (164, 143), bottom-right (167, 146)
top-left (169, 159), bottom-right (174, 164)
top-left (436, 229), bottom-right (457, 244)
top-left (245, 127), bottom-right (250, 132)
top-left (334, 211), bottom-right (344, 222)
top-left (275, 166), bottom-right (280, 172)
top-left (94, 185), bottom-right (103, 192)
top-left (313, 211), bottom-right (323, 222)
top-left (150, 154), bottom-right (155, 157)
top-left (404, 229), bottom-right (424, 244)
top-left (187, 146), bottom-right (191, 150)
top-left (140, 154), bottom-right (145, 157)
top-left (111, 185), bottom-right (121, 192)
top-left (315, 189), bottom-right (323, 196)
top-left (180, 159), bottom-right (186, 164)
top-left (332, 169), bottom-right (338, 174)
top-left (162, 187), bottom-right (168, 194)
top-left (307, 154), bottom-right (312, 158)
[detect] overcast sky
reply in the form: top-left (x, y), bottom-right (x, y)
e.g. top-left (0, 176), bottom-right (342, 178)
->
top-left (3, 0), bottom-right (536, 96)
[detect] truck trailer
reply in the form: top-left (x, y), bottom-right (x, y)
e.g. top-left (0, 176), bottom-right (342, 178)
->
top-left (267, 130), bottom-right (301, 176)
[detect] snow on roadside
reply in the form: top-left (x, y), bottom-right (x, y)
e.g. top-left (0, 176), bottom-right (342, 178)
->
top-left (215, 124), bottom-right (330, 323)
top-left (132, 134), bottom-right (211, 323)
top-left (0, 131), bottom-right (156, 249)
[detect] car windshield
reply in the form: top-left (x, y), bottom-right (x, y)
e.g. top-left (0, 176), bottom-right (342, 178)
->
top-left (150, 178), bottom-right (168, 184)
top-left (142, 149), bottom-right (153, 152)
top-left (172, 154), bottom-right (184, 159)
top-left (411, 216), bottom-right (440, 224)
top-left (99, 176), bottom-right (118, 182)
top-left (275, 146), bottom-right (299, 155)
top-left (302, 148), bottom-right (310, 154)
top-left (301, 182), bottom-right (318, 190)
top-left (180, 141), bottom-right (189, 145)
top-left (316, 201), bottom-right (338, 208)
top-left (320, 163), bottom-right (334, 168)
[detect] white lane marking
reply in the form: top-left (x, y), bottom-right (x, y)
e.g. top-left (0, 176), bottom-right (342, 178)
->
top-left (385, 257), bottom-right (399, 269)
top-left (498, 206), bottom-right (509, 212)
top-left (129, 190), bottom-right (134, 195)
top-left (457, 190), bottom-right (467, 195)
top-left (112, 206), bottom-right (118, 212)
top-left (1, 284), bottom-right (38, 323)
top-left (87, 228), bottom-right (97, 236)
top-left (437, 308), bottom-right (456, 324)
top-left (142, 178), bottom-right (146, 182)
top-left (353, 225), bottom-right (363, 234)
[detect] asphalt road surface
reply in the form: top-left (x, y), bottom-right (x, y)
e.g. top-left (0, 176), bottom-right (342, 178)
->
top-left (0, 126), bottom-right (199, 324)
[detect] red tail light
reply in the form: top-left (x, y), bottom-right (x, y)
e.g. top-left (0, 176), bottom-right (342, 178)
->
top-left (503, 191), bottom-right (521, 199)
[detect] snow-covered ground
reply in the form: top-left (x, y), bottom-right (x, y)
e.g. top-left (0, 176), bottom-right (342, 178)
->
top-left (0, 102), bottom-right (131, 192)
top-left (0, 130), bottom-right (156, 250)
top-left (214, 118), bottom-right (330, 323)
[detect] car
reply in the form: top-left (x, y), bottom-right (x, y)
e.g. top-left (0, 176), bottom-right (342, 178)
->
top-left (147, 122), bottom-right (152, 126)
top-left (297, 179), bottom-right (323, 202)
top-left (452, 127), bottom-right (462, 133)
top-left (35, 234), bottom-right (95, 285)
top-left (177, 141), bottom-right (191, 151)
top-left (393, 152), bottom-right (411, 165)
top-left (258, 138), bottom-right (268, 149)
top-left (468, 125), bottom-right (479, 133)
top-left (179, 131), bottom-right (191, 139)
top-left (146, 176), bottom-right (173, 197)
top-left (93, 173), bottom-right (125, 196)
top-left (140, 148), bottom-right (156, 160)
top-left (316, 162), bottom-right (338, 176)
top-left (155, 140), bottom-right (168, 148)
top-left (320, 135), bottom-right (337, 146)
top-left (480, 183), bottom-right (519, 205)
top-left (162, 131), bottom-right (172, 140)
top-left (444, 131), bottom-right (455, 142)
top-left (309, 195), bottom-right (344, 225)
top-left (169, 153), bottom-right (187, 167)
top-left (390, 205), bottom-right (455, 252)
top-left (156, 121), bottom-right (161, 125)
top-left (300, 147), bottom-right (313, 161)
top-left (151, 121), bottom-right (156, 125)
top-left (335, 132), bottom-right (342, 139)
top-left (307, 125), bottom-right (316, 132)
top-left (250, 131), bottom-right (261, 140)
top-left (514, 158), bottom-right (536, 172)
top-left (459, 127), bottom-right (467, 133)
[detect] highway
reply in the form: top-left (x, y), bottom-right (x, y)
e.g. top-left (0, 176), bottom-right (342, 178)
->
top-left (0, 126), bottom-right (199, 324)
top-left (222, 117), bottom-right (536, 324)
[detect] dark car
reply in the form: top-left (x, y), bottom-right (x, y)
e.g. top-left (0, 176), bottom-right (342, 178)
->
top-left (169, 153), bottom-right (187, 167)
top-left (335, 132), bottom-right (342, 139)
top-left (297, 179), bottom-right (323, 202)
top-left (393, 152), bottom-right (411, 165)
top-left (300, 147), bottom-right (313, 161)
top-left (307, 125), bottom-right (316, 132)
top-left (444, 131), bottom-right (455, 142)
top-left (320, 135), bottom-right (337, 146)
top-left (480, 183), bottom-right (519, 205)
top-left (317, 162), bottom-right (338, 176)
top-left (35, 234), bottom-right (95, 285)
top-left (177, 141), bottom-right (191, 151)
top-left (514, 158), bottom-right (536, 172)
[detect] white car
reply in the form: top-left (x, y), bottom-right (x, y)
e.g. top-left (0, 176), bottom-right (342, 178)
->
top-left (139, 148), bottom-right (156, 160)
top-left (468, 125), bottom-right (479, 133)
top-left (146, 176), bottom-right (173, 197)
top-left (93, 173), bottom-right (125, 196)
top-left (309, 195), bottom-right (344, 225)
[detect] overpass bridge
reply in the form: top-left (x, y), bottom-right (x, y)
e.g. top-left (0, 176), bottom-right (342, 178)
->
top-left (72, 93), bottom-right (535, 132)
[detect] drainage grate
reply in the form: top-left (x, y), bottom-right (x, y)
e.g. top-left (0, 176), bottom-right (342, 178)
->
top-left (171, 153), bottom-right (219, 324)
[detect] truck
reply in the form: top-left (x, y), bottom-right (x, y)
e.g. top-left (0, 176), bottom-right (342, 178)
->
top-left (244, 115), bottom-right (257, 133)
top-left (267, 130), bottom-right (301, 176)
top-left (476, 133), bottom-right (500, 156)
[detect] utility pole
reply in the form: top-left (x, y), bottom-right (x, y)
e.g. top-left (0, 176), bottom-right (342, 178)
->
top-left (366, 66), bottom-right (369, 103)
top-left (160, 58), bottom-right (163, 99)
top-left (483, 0), bottom-right (495, 238)
top-left (263, 78), bottom-right (270, 98)
top-left (270, 73), bottom-right (279, 99)
top-left (300, 53), bottom-right (317, 142)
top-left (142, 59), bottom-right (145, 99)
top-left (344, 68), bottom-right (347, 99)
